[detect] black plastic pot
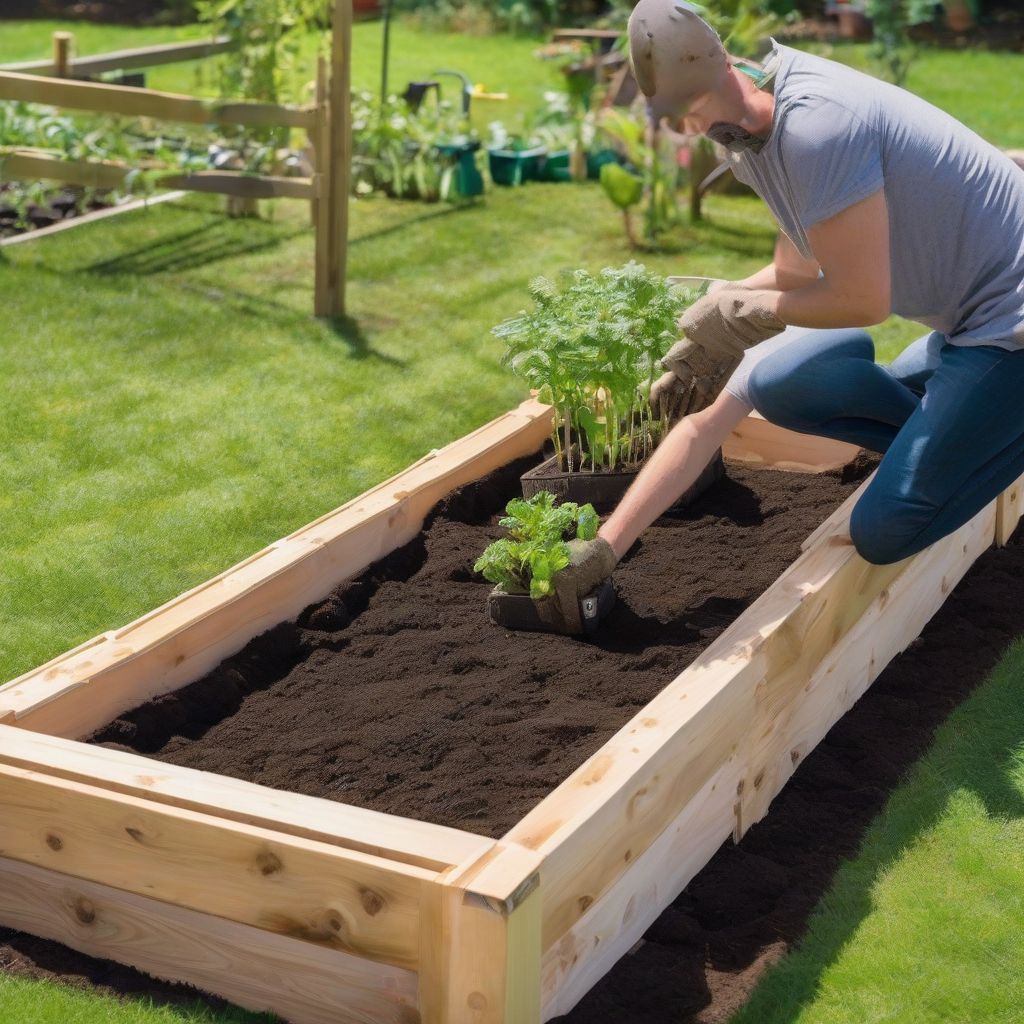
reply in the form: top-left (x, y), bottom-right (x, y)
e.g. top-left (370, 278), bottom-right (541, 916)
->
top-left (487, 578), bottom-right (616, 637)
top-left (521, 449), bottom-right (725, 511)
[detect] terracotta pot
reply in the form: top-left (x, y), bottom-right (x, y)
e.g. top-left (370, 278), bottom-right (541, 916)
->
top-left (353, 0), bottom-right (381, 14)
top-left (837, 9), bottom-right (873, 41)
top-left (944, 0), bottom-right (975, 32)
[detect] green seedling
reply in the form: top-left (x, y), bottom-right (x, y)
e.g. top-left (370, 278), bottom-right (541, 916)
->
top-left (474, 491), bottom-right (598, 599)
top-left (493, 261), bottom-right (699, 473)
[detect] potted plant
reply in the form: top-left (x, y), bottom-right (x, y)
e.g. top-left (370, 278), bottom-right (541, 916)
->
top-left (492, 262), bottom-right (724, 508)
top-left (474, 491), bottom-right (616, 634)
top-left (486, 122), bottom-right (548, 186)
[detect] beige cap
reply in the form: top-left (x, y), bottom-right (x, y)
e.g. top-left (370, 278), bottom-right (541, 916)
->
top-left (627, 0), bottom-right (729, 122)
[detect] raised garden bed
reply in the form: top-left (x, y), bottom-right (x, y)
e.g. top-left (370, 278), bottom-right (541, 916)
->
top-left (0, 397), bottom-right (1018, 1024)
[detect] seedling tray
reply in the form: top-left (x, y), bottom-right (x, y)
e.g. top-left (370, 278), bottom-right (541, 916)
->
top-left (521, 447), bottom-right (725, 510)
top-left (1, 399), bottom-right (1018, 1024)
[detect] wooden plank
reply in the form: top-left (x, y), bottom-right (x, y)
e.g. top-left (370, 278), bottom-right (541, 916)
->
top-left (0, 36), bottom-right (234, 76)
top-left (0, 398), bottom-right (552, 738)
top-left (505, 496), bottom-right (997, 954)
top-left (0, 190), bottom-right (185, 249)
top-left (722, 411), bottom-right (861, 473)
top-left (2, 149), bottom-right (131, 190)
top-left (535, 501), bottom-right (997, 1017)
top-left (540, 757), bottom-right (739, 1020)
top-left (995, 472), bottom-right (1024, 546)
top-left (0, 856), bottom-right (418, 1024)
top-left (737, 501), bottom-right (996, 832)
top-left (0, 70), bottom-right (316, 130)
top-left (0, 762), bottom-right (435, 970)
top-left (420, 867), bottom-right (542, 1023)
top-left (0, 726), bottom-right (494, 873)
top-left (162, 170), bottom-right (315, 200)
top-left (1, 150), bottom-right (314, 200)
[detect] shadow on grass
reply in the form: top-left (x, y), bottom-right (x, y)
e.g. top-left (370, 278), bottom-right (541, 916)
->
top-left (85, 218), bottom-right (307, 277)
top-left (348, 201), bottom-right (477, 247)
top-left (324, 314), bottom-right (407, 366)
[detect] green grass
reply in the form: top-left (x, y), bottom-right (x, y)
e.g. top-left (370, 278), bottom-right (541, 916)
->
top-left (0, 17), bottom-right (562, 124)
top-left (732, 639), bottom-right (1024, 1024)
top-left (2, 17), bottom-right (1024, 1024)
top-left (0, 974), bottom-right (273, 1024)
top-left (0, 183), bottom-right (785, 683)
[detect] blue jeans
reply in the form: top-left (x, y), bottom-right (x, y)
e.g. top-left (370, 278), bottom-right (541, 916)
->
top-left (746, 328), bottom-right (1024, 564)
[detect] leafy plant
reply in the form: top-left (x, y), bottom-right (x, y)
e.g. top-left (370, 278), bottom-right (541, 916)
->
top-left (474, 491), bottom-right (598, 598)
top-left (351, 91), bottom-right (477, 201)
top-left (195, 0), bottom-right (328, 153)
top-left (597, 108), bottom-right (680, 246)
top-left (864, 0), bottom-right (937, 85)
top-left (493, 262), bottom-right (697, 474)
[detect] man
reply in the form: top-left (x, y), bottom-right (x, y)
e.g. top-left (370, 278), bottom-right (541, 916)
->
top-left (544, 0), bottom-right (1024, 633)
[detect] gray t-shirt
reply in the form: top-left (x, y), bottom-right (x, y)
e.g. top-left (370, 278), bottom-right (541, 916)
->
top-left (729, 44), bottom-right (1024, 349)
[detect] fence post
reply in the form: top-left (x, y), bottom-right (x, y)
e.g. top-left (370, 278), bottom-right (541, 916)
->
top-left (313, 56), bottom-right (331, 314)
top-left (317, 0), bottom-right (352, 318)
top-left (52, 32), bottom-right (73, 78)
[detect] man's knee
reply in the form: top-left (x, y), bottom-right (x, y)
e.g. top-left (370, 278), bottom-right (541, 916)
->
top-left (747, 329), bottom-right (875, 432)
top-left (747, 360), bottom-right (814, 431)
top-left (849, 492), bottom-right (921, 565)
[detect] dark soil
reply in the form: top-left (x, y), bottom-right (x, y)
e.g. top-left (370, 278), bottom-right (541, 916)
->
top-left (90, 457), bottom-right (868, 838)
top-left (0, 186), bottom-right (115, 241)
top-left (6, 453), bottom-right (1024, 1024)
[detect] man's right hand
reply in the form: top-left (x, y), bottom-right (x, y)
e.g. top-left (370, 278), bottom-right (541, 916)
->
top-left (651, 339), bottom-right (742, 421)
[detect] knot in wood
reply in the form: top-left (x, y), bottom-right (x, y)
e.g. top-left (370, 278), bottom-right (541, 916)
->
top-left (45, 833), bottom-right (63, 852)
top-left (359, 887), bottom-right (385, 916)
top-left (255, 850), bottom-right (284, 876)
top-left (73, 898), bottom-right (96, 925)
top-left (467, 992), bottom-right (488, 1012)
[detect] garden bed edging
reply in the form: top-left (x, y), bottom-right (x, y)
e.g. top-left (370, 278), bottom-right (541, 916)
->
top-left (1, 396), bottom-right (1018, 1024)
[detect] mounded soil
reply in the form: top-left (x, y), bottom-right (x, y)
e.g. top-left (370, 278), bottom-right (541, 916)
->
top-left (90, 456), bottom-right (870, 837)
top-left (6, 452), bottom-right (1024, 1024)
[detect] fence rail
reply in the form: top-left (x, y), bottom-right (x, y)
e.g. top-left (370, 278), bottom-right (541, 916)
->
top-left (0, 8), bottom-right (351, 316)
top-left (0, 36), bottom-right (235, 78)
top-left (1, 149), bottom-right (316, 201)
top-left (0, 70), bottom-right (316, 130)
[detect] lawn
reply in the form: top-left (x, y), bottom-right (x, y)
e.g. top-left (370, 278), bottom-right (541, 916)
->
top-left (2, 14), bottom-right (1024, 1024)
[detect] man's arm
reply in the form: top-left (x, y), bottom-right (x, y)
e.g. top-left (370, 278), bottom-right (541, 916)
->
top-left (599, 390), bottom-right (750, 559)
top-left (739, 232), bottom-right (821, 292)
top-left (770, 189), bottom-right (892, 327)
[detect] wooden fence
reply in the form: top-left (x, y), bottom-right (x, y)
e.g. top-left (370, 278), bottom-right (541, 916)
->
top-left (0, 5), bottom-right (351, 317)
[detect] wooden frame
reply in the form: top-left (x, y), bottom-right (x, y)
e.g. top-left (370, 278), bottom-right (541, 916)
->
top-left (0, 2), bottom-right (352, 317)
top-left (2, 396), bottom-right (1017, 1023)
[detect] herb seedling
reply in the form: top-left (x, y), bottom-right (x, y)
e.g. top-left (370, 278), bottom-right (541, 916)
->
top-left (493, 262), bottom-right (699, 473)
top-left (474, 491), bottom-right (598, 599)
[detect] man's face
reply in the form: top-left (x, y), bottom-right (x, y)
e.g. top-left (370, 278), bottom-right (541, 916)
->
top-left (674, 70), bottom-right (748, 138)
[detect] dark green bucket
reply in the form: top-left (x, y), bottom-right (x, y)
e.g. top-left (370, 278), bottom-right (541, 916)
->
top-left (487, 146), bottom-right (547, 186)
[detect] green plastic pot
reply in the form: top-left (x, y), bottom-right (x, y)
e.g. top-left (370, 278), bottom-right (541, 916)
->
top-left (587, 148), bottom-right (622, 180)
top-left (434, 140), bottom-right (485, 199)
top-left (487, 145), bottom-right (547, 186)
top-left (539, 149), bottom-right (572, 183)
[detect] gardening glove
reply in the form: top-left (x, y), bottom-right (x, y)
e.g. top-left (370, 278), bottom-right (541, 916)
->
top-left (537, 537), bottom-right (618, 636)
top-left (679, 287), bottom-right (785, 362)
top-left (651, 339), bottom-right (740, 422)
